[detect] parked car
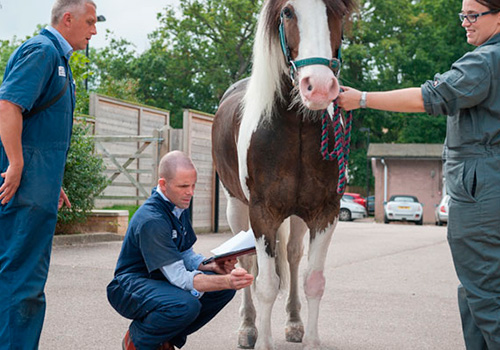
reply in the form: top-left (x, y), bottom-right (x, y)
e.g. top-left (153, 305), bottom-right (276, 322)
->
top-left (435, 195), bottom-right (450, 226)
top-left (339, 197), bottom-right (367, 221)
top-left (343, 192), bottom-right (367, 209)
top-left (384, 195), bottom-right (423, 225)
top-left (367, 195), bottom-right (374, 216)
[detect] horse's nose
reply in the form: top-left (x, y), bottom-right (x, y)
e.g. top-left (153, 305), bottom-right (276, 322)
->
top-left (299, 68), bottom-right (339, 110)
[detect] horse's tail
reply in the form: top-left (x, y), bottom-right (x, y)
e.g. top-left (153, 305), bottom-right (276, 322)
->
top-left (275, 218), bottom-right (290, 291)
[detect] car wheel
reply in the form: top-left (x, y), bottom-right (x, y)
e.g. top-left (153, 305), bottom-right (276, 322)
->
top-left (416, 218), bottom-right (423, 225)
top-left (384, 215), bottom-right (390, 224)
top-left (339, 208), bottom-right (352, 221)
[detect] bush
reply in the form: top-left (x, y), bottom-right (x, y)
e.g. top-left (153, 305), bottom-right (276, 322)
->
top-left (56, 120), bottom-right (108, 230)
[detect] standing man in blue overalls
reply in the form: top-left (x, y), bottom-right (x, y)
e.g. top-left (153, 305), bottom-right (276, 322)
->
top-left (107, 151), bottom-right (254, 350)
top-left (0, 0), bottom-right (98, 348)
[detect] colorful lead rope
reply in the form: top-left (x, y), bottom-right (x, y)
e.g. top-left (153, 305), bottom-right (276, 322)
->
top-left (320, 99), bottom-right (353, 195)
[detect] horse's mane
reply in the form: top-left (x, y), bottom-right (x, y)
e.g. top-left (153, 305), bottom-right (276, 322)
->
top-left (243, 0), bottom-right (356, 123)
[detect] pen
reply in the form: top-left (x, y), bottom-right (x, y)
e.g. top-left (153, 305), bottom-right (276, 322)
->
top-left (202, 256), bottom-right (214, 265)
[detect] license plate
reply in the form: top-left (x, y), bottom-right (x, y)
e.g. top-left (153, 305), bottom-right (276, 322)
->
top-left (398, 206), bottom-right (410, 210)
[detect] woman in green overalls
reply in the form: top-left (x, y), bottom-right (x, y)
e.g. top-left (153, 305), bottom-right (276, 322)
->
top-left (339, 0), bottom-right (500, 348)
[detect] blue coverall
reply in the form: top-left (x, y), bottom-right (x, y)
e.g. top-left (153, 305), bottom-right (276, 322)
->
top-left (107, 191), bottom-right (235, 350)
top-left (422, 33), bottom-right (500, 349)
top-left (0, 28), bottom-right (75, 349)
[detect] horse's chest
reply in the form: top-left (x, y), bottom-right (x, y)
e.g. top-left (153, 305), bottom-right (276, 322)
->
top-left (246, 117), bottom-right (339, 203)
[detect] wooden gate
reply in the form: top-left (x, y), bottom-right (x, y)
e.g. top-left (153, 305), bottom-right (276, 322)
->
top-left (93, 134), bottom-right (163, 203)
top-left (90, 94), bottom-right (170, 207)
top-left (88, 94), bottom-right (228, 232)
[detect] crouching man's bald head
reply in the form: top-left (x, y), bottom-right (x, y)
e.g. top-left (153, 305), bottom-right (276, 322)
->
top-left (158, 151), bottom-right (197, 209)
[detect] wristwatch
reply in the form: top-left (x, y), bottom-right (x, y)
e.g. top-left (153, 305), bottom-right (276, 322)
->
top-left (360, 91), bottom-right (367, 108)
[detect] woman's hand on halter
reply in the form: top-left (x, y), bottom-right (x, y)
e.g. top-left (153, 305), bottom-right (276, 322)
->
top-left (338, 86), bottom-right (363, 111)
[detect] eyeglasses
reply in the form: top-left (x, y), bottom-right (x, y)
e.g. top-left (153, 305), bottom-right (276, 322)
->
top-left (459, 9), bottom-right (500, 23)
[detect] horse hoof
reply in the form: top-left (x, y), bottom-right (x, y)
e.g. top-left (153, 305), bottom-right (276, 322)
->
top-left (285, 322), bottom-right (304, 343)
top-left (303, 337), bottom-right (321, 350)
top-left (238, 327), bottom-right (258, 349)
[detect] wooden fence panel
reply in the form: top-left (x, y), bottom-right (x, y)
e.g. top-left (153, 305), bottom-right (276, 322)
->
top-left (182, 110), bottom-right (229, 233)
top-left (90, 94), bottom-right (169, 207)
top-left (87, 95), bottom-right (228, 233)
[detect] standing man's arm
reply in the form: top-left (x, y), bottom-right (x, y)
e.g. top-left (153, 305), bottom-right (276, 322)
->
top-left (0, 100), bottom-right (23, 205)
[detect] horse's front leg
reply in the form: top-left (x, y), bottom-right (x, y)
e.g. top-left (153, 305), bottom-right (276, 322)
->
top-left (303, 221), bottom-right (337, 350)
top-left (285, 216), bottom-right (308, 343)
top-left (254, 236), bottom-right (279, 350)
top-left (250, 210), bottom-right (282, 350)
top-left (225, 196), bottom-right (258, 349)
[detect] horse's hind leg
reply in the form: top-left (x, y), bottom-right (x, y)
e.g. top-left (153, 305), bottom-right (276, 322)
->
top-left (285, 216), bottom-right (308, 343)
top-left (226, 195), bottom-right (257, 349)
top-left (303, 220), bottom-right (337, 350)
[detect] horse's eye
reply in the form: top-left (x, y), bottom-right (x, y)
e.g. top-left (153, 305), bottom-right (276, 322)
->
top-left (283, 7), bottom-right (293, 19)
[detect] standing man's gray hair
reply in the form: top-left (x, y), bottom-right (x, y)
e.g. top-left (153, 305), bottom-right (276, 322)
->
top-left (51, 0), bottom-right (96, 25)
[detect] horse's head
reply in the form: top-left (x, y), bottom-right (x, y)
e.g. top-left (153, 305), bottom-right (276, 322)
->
top-left (266, 0), bottom-right (354, 111)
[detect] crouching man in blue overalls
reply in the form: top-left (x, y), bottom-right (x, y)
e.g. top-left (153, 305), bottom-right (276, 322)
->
top-left (0, 1), bottom-right (98, 348)
top-left (107, 151), bottom-right (254, 350)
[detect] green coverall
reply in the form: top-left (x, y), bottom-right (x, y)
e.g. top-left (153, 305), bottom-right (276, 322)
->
top-left (422, 32), bottom-right (500, 349)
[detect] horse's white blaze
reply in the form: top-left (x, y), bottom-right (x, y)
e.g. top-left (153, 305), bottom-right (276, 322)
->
top-left (303, 219), bottom-right (337, 349)
top-left (293, 0), bottom-right (332, 60)
top-left (293, 0), bottom-right (339, 110)
top-left (254, 236), bottom-right (280, 350)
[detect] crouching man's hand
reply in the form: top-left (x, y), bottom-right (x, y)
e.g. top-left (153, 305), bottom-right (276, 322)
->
top-left (227, 267), bottom-right (254, 290)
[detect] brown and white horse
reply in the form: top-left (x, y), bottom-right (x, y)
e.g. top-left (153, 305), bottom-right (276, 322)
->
top-left (212, 0), bottom-right (355, 349)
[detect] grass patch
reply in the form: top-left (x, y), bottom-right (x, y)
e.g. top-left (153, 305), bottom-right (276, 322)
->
top-left (102, 205), bottom-right (140, 221)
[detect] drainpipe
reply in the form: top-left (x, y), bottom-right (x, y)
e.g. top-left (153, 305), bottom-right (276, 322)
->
top-left (381, 158), bottom-right (388, 202)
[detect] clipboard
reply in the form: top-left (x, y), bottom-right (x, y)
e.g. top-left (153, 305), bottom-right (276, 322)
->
top-left (202, 229), bottom-right (256, 265)
top-left (202, 247), bottom-right (256, 265)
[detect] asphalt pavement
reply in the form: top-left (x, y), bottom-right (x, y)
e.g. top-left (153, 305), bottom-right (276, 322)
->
top-left (40, 219), bottom-right (465, 350)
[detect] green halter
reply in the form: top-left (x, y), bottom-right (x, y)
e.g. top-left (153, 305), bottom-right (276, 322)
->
top-left (278, 9), bottom-right (342, 82)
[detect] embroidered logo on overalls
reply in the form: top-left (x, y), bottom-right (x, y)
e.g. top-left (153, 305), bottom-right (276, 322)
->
top-left (58, 66), bottom-right (66, 77)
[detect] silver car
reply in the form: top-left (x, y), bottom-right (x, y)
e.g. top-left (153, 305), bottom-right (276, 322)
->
top-left (384, 195), bottom-right (423, 225)
top-left (435, 195), bottom-right (450, 226)
top-left (339, 197), bottom-right (367, 221)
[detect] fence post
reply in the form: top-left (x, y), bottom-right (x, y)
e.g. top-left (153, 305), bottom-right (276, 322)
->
top-left (152, 129), bottom-right (161, 187)
top-left (159, 125), bottom-right (170, 159)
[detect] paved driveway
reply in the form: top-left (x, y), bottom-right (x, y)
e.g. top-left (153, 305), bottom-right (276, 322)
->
top-left (41, 220), bottom-right (464, 349)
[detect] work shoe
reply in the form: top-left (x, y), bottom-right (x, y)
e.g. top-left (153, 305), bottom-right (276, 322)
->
top-left (158, 341), bottom-right (174, 350)
top-left (122, 330), bottom-right (136, 350)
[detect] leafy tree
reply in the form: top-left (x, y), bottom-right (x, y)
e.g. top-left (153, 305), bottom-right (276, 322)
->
top-left (92, 0), bottom-right (261, 127)
top-left (89, 33), bottom-right (141, 103)
top-left (70, 51), bottom-right (90, 115)
top-left (0, 39), bottom-right (19, 83)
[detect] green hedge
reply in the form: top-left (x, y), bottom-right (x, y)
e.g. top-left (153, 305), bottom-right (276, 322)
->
top-left (56, 120), bottom-right (108, 230)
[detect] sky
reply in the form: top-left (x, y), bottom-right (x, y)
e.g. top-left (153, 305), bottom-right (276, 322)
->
top-left (0, 0), bottom-right (180, 53)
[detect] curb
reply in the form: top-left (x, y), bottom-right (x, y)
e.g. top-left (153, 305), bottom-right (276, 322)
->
top-left (53, 232), bottom-right (124, 246)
